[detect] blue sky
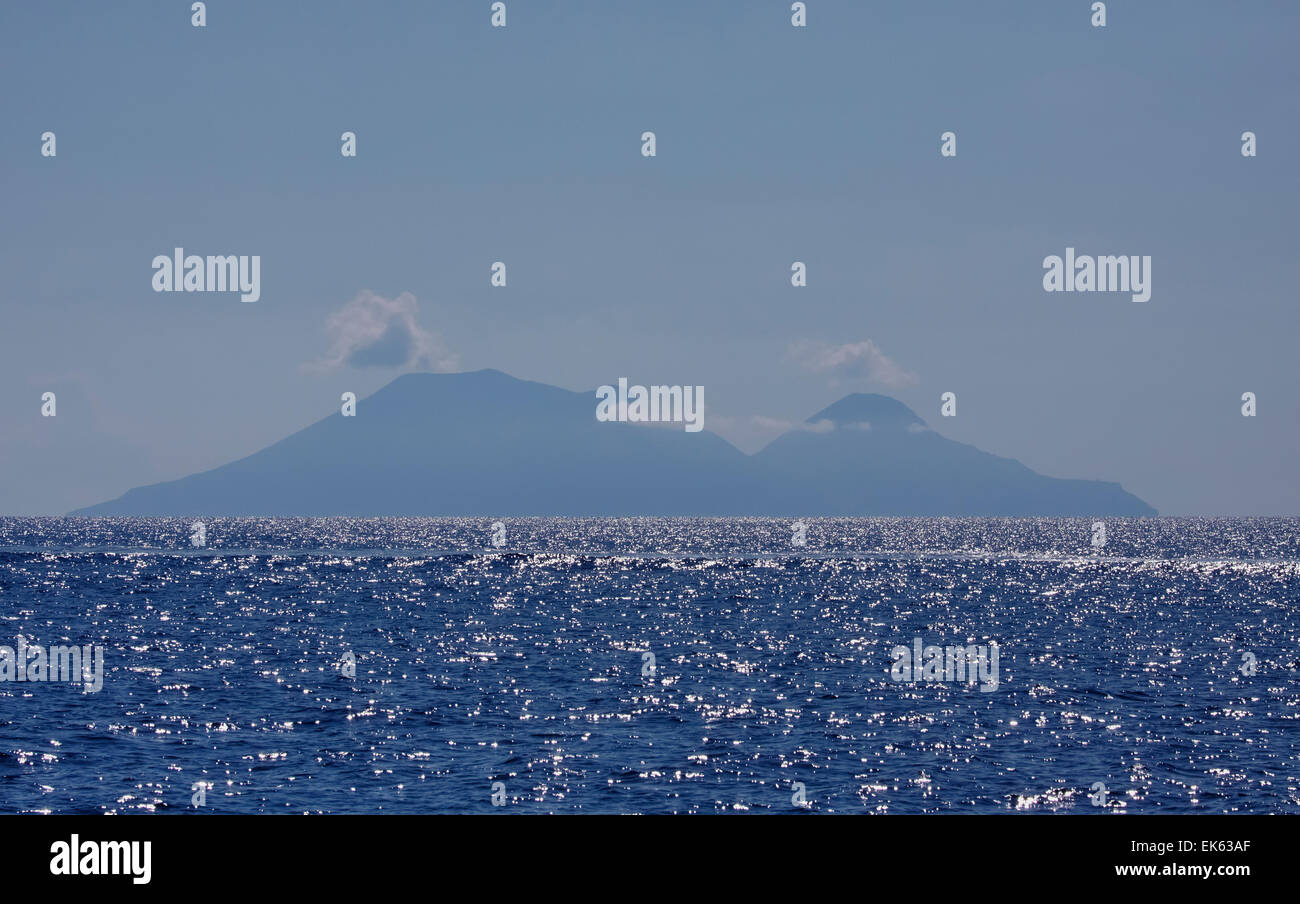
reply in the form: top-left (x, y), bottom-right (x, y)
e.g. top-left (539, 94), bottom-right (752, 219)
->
top-left (2, 1), bottom-right (1297, 514)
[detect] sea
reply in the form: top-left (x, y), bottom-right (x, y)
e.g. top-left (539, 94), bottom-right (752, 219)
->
top-left (0, 517), bottom-right (1296, 814)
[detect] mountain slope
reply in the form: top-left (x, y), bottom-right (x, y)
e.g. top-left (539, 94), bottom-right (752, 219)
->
top-left (72, 373), bottom-right (1155, 516)
top-left (751, 393), bottom-right (1154, 516)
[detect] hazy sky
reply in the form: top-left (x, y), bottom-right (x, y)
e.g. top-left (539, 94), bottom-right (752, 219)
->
top-left (2, 1), bottom-right (1297, 515)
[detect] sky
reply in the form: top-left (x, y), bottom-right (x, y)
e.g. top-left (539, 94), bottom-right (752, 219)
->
top-left (1, 0), bottom-right (1297, 515)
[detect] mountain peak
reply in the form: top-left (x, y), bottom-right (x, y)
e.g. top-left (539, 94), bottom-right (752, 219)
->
top-left (806, 393), bottom-right (926, 430)
top-left (387, 368), bottom-right (512, 386)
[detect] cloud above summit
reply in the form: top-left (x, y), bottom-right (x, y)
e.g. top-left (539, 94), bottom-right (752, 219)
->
top-left (785, 339), bottom-right (917, 388)
top-left (309, 291), bottom-right (458, 373)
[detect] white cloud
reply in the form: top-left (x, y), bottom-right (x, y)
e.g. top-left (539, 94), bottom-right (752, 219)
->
top-left (310, 290), bottom-right (458, 372)
top-left (785, 338), bottom-right (917, 388)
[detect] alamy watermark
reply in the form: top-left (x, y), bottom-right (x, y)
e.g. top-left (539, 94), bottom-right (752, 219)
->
top-left (1042, 248), bottom-right (1150, 302)
top-left (152, 247), bottom-right (261, 303)
top-left (0, 636), bottom-right (104, 692)
top-left (49, 835), bottom-right (150, 885)
top-left (889, 637), bottom-right (999, 692)
top-left (595, 378), bottom-right (704, 432)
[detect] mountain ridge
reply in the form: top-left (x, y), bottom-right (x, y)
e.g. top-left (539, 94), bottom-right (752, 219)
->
top-left (71, 369), bottom-right (1156, 517)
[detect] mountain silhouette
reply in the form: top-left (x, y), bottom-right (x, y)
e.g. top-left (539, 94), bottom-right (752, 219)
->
top-left (72, 370), bottom-right (1155, 516)
top-left (754, 392), bottom-right (1153, 516)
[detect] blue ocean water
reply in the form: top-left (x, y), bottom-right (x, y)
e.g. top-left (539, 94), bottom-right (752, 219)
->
top-left (0, 517), bottom-right (1296, 814)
